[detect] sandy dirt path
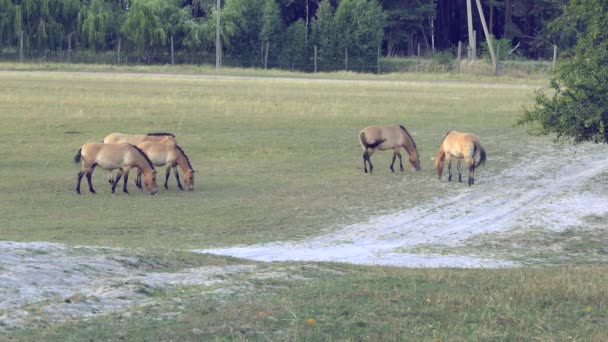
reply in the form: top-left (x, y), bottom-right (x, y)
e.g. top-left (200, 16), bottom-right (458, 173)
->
top-left (197, 143), bottom-right (608, 267)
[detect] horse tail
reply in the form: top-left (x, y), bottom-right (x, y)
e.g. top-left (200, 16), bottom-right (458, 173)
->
top-left (435, 144), bottom-right (446, 179)
top-left (360, 132), bottom-right (385, 149)
top-left (74, 148), bottom-right (82, 164)
top-left (475, 142), bottom-right (486, 168)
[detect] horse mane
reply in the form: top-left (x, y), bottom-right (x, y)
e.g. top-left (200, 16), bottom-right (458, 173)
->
top-left (440, 130), bottom-right (453, 144)
top-left (399, 125), bottom-right (417, 149)
top-left (147, 132), bottom-right (175, 137)
top-left (175, 144), bottom-right (193, 170)
top-left (129, 144), bottom-right (155, 170)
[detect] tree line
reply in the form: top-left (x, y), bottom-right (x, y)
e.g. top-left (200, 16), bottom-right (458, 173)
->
top-left (0, 0), bottom-right (566, 70)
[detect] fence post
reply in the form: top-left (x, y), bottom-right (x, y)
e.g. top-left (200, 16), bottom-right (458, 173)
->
top-left (377, 46), bottom-right (380, 74)
top-left (472, 30), bottom-right (476, 61)
top-left (264, 41), bottom-right (270, 70)
top-left (19, 32), bottom-right (24, 63)
top-left (345, 47), bottom-right (348, 71)
top-left (553, 45), bottom-right (557, 70)
top-left (314, 45), bottom-right (318, 73)
top-left (494, 44), bottom-right (499, 75)
top-left (117, 37), bottom-right (121, 64)
top-left (457, 41), bottom-right (462, 73)
top-left (417, 44), bottom-right (421, 67)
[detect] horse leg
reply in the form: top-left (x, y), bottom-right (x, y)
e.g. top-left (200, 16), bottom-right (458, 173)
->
top-left (164, 167), bottom-right (171, 189)
top-left (446, 155), bottom-right (453, 182)
top-left (390, 153), bottom-right (396, 173)
top-left (86, 169), bottom-right (96, 194)
top-left (465, 157), bottom-right (475, 186)
top-left (106, 170), bottom-right (114, 185)
top-left (112, 170), bottom-right (123, 193)
top-left (397, 152), bottom-right (404, 171)
top-left (135, 170), bottom-right (143, 189)
top-left (173, 166), bottom-right (184, 190)
top-left (362, 150), bottom-right (369, 173)
top-left (76, 170), bottom-right (85, 194)
top-left (122, 169), bottom-right (130, 194)
top-left (457, 158), bottom-right (462, 183)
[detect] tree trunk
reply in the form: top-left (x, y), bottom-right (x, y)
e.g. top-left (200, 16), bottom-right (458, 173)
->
top-left (489, 0), bottom-right (494, 36)
top-left (466, 0), bottom-right (474, 60)
top-left (504, 0), bottom-right (512, 37)
top-left (305, 0), bottom-right (309, 44)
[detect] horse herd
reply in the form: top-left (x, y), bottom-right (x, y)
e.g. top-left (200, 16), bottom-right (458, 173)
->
top-left (73, 125), bottom-right (486, 195)
top-left (74, 132), bottom-right (195, 195)
top-left (359, 124), bottom-right (486, 186)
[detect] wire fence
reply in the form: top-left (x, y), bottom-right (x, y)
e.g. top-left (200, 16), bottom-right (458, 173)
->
top-left (0, 43), bottom-right (557, 77)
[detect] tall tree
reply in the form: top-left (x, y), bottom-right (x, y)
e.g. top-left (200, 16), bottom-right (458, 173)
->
top-left (310, 0), bottom-right (336, 70)
top-left (260, 0), bottom-right (284, 68)
top-left (518, 0), bottom-right (608, 143)
top-left (334, 0), bottom-right (384, 71)
top-left (122, 0), bottom-right (167, 62)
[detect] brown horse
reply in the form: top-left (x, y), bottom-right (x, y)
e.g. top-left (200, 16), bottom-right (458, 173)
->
top-left (135, 139), bottom-right (196, 191)
top-left (74, 142), bottom-right (157, 195)
top-left (435, 131), bottom-right (486, 186)
top-left (359, 124), bottom-right (421, 173)
top-left (102, 132), bottom-right (175, 184)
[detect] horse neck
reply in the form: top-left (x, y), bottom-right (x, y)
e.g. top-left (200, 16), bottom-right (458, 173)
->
top-left (133, 152), bottom-right (154, 174)
top-left (175, 148), bottom-right (192, 172)
top-left (402, 135), bottom-right (417, 157)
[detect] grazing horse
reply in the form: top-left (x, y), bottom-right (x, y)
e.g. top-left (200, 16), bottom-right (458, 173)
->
top-left (102, 132), bottom-right (176, 184)
top-left (135, 139), bottom-right (196, 191)
top-left (102, 132), bottom-right (176, 145)
top-left (74, 142), bottom-right (157, 195)
top-left (435, 131), bottom-right (486, 186)
top-left (359, 124), bottom-right (421, 173)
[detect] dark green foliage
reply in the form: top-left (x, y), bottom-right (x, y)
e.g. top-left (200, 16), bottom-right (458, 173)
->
top-left (279, 19), bottom-right (307, 70)
top-left (480, 34), bottom-right (514, 62)
top-left (334, 0), bottom-right (384, 72)
top-left (518, 0), bottom-right (608, 143)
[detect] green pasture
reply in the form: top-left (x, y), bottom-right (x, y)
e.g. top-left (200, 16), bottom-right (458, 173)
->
top-left (0, 70), bottom-right (539, 249)
top-left (2, 68), bottom-right (608, 340)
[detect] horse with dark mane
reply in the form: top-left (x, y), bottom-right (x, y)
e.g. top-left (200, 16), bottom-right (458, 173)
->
top-left (136, 138), bottom-right (196, 191)
top-left (74, 142), bottom-right (157, 195)
top-left (359, 124), bottom-right (421, 173)
top-left (435, 131), bottom-right (486, 186)
top-left (102, 132), bottom-right (176, 184)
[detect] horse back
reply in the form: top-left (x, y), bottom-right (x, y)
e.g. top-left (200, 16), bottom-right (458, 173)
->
top-left (81, 142), bottom-right (134, 169)
top-left (360, 125), bottom-right (405, 150)
top-left (138, 140), bottom-right (177, 166)
top-left (103, 133), bottom-right (145, 145)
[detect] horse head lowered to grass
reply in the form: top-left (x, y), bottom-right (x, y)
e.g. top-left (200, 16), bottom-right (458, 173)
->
top-left (359, 124), bottom-right (421, 174)
top-left (102, 132), bottom-right (176, 184)
top-left (136, 138), bottom-right (196, 191)
top-left (74, 142), bottom-right (157, 195)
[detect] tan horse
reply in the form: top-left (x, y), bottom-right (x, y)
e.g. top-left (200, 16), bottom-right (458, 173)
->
top-left (135, 139), bottom-right (195, 191)
top-left (435, 131), bottom-right (486, 186)
top-left (102, 132), bottom-right (176, 184)
top-left (103, 132), bottom-right (176, 145)
top-left (74, 142), bottom-right (157, 195)
top-left (359, 124), bottom-right (421, 173)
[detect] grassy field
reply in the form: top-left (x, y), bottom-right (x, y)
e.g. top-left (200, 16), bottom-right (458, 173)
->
top-left (0, 69), bottom-right (542, 249)
top-left (1, 67), bottom-right (607, 340)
